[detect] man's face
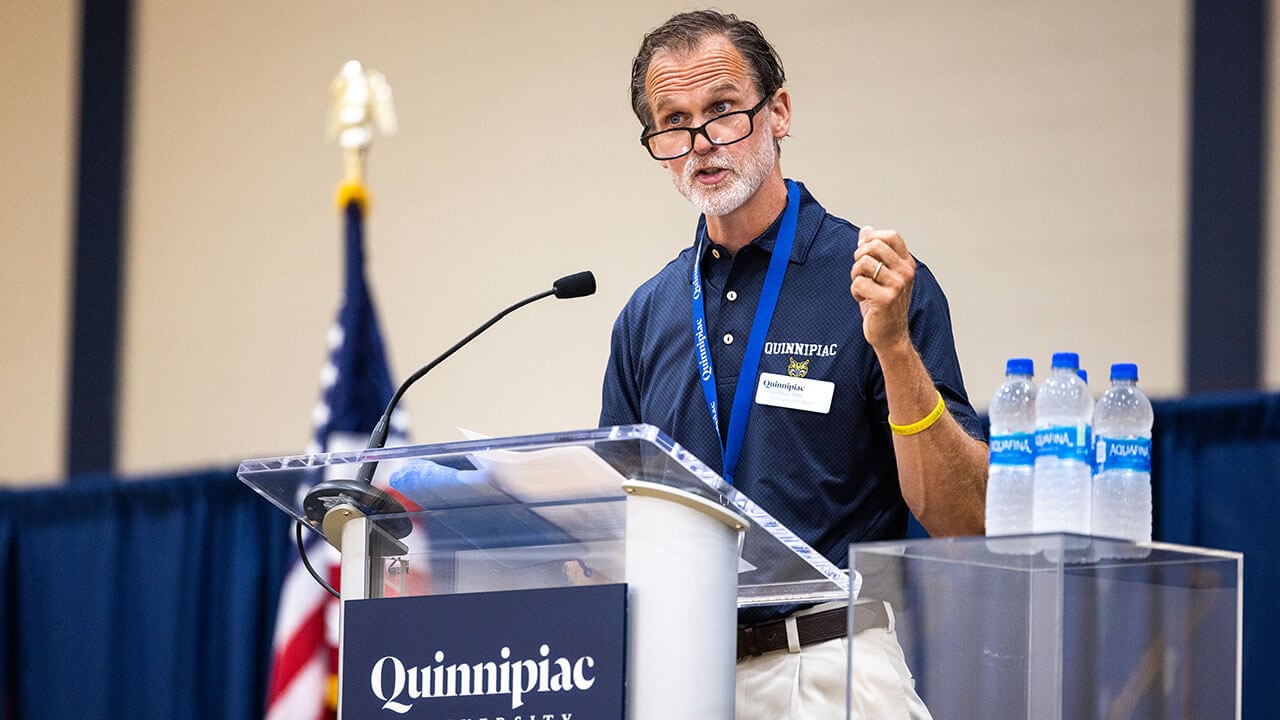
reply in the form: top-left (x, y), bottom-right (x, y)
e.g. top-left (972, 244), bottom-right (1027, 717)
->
top-left (644, 35), bottom-right (778, 217)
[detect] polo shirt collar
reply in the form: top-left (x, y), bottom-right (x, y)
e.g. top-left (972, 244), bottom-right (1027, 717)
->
top-left (694, 179), bottom-right (822, 265)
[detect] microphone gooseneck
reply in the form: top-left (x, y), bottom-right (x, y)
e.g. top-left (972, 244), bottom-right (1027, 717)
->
top-left (328, 270), bottom-right (597, 496)
top-left (363, 270), bottom-right (596, 456)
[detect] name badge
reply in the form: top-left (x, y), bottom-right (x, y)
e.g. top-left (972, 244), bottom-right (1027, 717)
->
top-left (754, 372), bottom-right (834, 414)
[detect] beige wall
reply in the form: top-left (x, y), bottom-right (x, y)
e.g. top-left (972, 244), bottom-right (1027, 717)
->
top-left (0, 0), bottom-right (78, 485)
top-left (8, 0), bottom-right (1269, 485)
top-left (783, 3), bottom-right (1188, 402)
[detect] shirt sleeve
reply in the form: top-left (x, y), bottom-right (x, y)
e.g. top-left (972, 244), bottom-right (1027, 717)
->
top-left (908, 262), bottom-right (987, 443)
top-left (599, 305), bottom-right (642, 427)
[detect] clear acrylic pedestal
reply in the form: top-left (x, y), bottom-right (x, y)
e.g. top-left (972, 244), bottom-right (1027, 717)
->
top-left (849, 533), bottom-right (1241, 720)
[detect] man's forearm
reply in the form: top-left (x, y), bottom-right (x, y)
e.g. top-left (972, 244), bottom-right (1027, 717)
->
top-left (878, 338), bottom-right (988, 536)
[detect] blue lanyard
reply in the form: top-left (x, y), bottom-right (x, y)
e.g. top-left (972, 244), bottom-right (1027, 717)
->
top-left (691, 179), bottom-right (800, 485)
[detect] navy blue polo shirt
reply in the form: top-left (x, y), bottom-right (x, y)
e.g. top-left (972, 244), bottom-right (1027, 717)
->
top-left (600, 181), bottom-right (983, 571)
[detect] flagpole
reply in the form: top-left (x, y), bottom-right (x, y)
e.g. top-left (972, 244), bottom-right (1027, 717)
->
top-left (265, 60), bottom-right (399, 720)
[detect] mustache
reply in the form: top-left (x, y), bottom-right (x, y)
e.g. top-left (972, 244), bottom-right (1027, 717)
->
top-left (686, 158), bottom-right (737, 183)
top-left (682, 152), bottom-right (735, 181)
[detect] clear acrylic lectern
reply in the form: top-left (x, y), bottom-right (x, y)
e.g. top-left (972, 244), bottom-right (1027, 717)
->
top-left (239, 424), bottom-right (848, 720)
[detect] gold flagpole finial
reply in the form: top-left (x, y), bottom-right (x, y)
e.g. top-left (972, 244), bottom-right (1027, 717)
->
top-left (328, 60), bottom-right (396, 209)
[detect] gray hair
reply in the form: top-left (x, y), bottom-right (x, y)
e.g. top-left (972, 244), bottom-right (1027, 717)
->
top-left (630, 10), bottom-right (786, 132)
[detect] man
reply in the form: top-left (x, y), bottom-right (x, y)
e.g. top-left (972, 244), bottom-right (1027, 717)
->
top-left (600, 9), bottom-right (989, 720)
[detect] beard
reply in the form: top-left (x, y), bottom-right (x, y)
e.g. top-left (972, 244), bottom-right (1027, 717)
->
top-left (669, 126), bottom-right (777, 217)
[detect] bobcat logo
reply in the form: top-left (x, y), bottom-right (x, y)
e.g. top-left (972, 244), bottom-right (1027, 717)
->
top-left (787, 357), bottom-right (809, 378)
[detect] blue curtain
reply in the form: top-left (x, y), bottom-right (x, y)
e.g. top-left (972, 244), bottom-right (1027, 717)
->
top-left (0, 469), bottom-right (292, 720)
top-left (1153, 392), bottom-right (1280, 718)
top-left (0, 393), bottom-right (1275, 719)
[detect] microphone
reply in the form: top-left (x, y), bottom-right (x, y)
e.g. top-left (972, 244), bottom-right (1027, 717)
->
top-left (302, 270), bottom-right (597, 534)
top-left (553, 270), bottom-right (596, 299)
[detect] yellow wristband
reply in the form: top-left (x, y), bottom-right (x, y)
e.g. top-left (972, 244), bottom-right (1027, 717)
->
top-left (888, 390), bottom-right (946, 436)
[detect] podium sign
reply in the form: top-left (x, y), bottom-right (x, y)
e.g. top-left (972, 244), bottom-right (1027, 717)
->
top-left (341, 584), bottom-right (627, 720)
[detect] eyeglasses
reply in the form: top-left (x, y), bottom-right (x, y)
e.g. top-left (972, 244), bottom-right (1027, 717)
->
top-left (640, 95), bottom-right (771, 161)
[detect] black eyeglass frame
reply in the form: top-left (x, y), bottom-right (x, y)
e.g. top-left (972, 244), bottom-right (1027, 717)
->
top-left (639, 94), bottom-right (773, 161)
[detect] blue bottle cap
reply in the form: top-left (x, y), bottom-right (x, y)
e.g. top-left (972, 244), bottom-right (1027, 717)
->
top-left (1077, 368), bottom-right (1088, 384)
top-left (1005, 357), bottom-right (1034, 376)
top-left (1051, 352), bottom-right (1080, 370)
top-left (1110, 362), bottom-right (1138, 381)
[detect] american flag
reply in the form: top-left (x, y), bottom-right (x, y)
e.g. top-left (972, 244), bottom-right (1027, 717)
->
top-left (265, 188), bottom-right (408, 720)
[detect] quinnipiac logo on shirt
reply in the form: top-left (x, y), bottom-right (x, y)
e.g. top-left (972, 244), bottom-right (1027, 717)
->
top-left (764, 341), bottom-right (838, 360)
top-left (787, 357), bottom-right (809, 378)
top-left (764, 341), bottom-right (837, 379)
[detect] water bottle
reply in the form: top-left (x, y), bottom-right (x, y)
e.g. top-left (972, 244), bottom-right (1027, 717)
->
top-left (986, 358), bottom-right (1036, 536)
top-left (1032, 352), bottom-right (1094, 535)
top-left (1077, 368), bottom-right (1094, 474)
top-left (1091, 363), bottom-right (1153, 544)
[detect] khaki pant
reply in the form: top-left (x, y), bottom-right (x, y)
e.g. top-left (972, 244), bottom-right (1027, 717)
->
top-left (735, 602), bottom-right (932, 720)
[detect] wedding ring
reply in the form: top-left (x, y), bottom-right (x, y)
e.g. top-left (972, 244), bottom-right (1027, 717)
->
top-left (872, 260), bottom-right (884, 282)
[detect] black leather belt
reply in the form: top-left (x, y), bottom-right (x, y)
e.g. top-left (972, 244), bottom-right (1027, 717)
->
top-left (737, 602), bottom-right (891, 660)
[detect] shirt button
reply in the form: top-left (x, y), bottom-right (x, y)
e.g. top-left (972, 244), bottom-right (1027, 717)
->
top-left (711, 248), bottom-right (721, 259)
top-left (723, 333), bottom-right (734, 345)
top-left (726, 290), bottom-right (738, 301)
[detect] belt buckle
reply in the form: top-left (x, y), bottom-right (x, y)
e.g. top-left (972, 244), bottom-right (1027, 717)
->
top-left (784, 615), bottom-right (801, 653)
top-left (740, 625), bottom-right (762, 657)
